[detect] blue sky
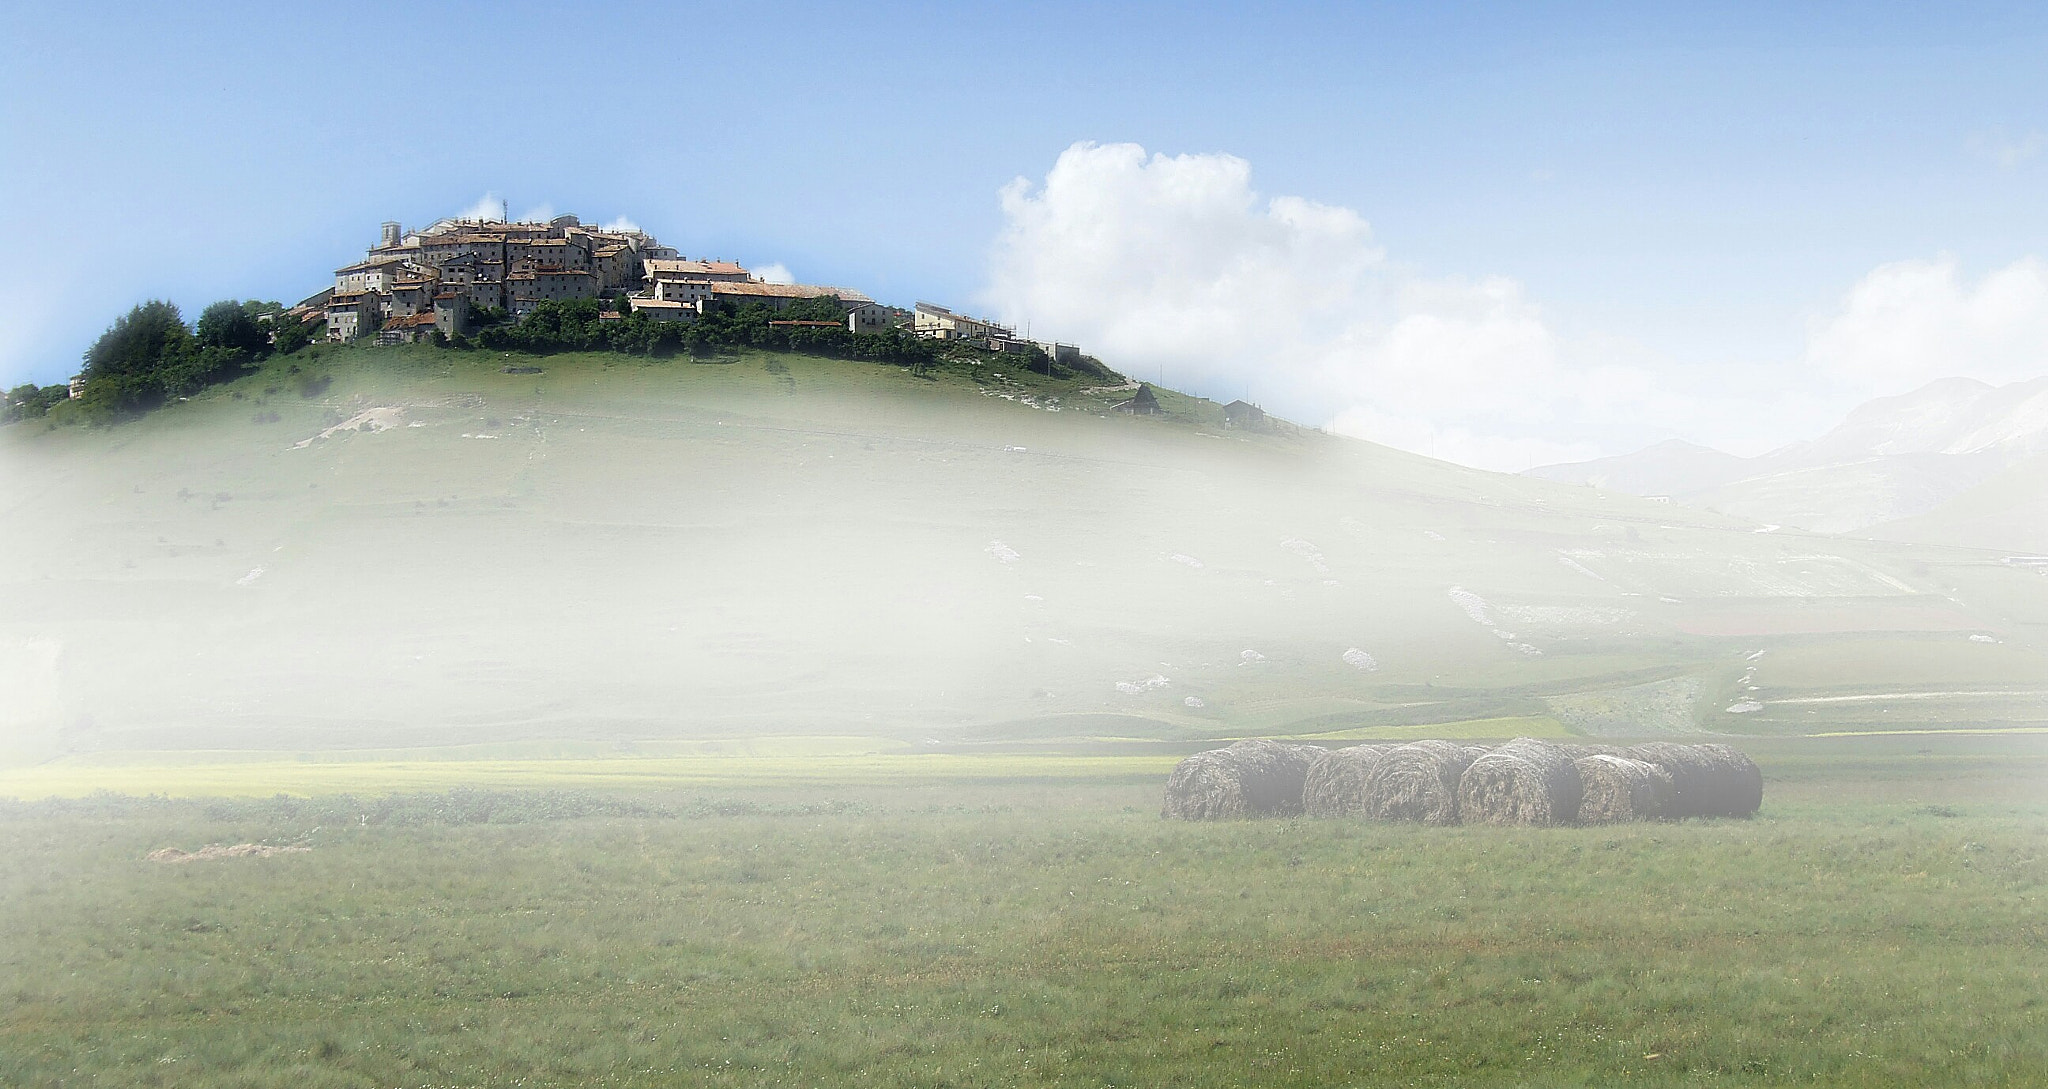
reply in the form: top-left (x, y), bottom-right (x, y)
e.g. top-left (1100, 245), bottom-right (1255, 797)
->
top-left (4, 2), bottom-right (2046, 465)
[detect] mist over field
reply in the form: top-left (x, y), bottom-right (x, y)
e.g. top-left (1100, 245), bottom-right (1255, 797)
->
top-left (4, 346), bottom-right (2044, 778)
top-left (5, 344), bottom-right (2048, 1088)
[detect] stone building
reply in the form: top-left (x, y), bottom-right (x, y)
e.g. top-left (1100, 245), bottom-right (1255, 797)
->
top-left (912, 302), bottom-right (1013, 341)
top-left (326, 212), bottom-right (667, 340)
top-left (375, 312), bottom-right (439, 345)
top-left (324, 292), bottom-right (378, 341)
top-left (1223, 400), bottom-right (1266, 429)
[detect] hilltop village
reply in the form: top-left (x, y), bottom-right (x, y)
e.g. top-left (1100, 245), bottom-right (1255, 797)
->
top-left (296, 212), bottom-right (1082, 364)
top-left (14, 211), bottom-right (1284, 425)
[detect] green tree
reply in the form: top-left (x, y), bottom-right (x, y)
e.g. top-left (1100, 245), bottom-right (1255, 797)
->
top-left (77, 301), bottom-right (188, 414)
top-left (156, 344), bottom-right (249, 397)
top-left (83, 300), bottom-right (188, 382)
top-left (777, 295), bottom-right (848, 324)
top-left (196, 299), bottom-right (270, 354)
top-left (272, 316), bottom-right (316, 355)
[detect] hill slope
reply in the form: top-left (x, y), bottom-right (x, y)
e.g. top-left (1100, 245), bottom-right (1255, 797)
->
top-left (2, 346), bottom-right (2044, 765)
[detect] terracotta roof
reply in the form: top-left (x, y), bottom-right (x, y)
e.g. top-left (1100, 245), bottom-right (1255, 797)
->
top-left (648, 258), bottom-right (749, 277)
top-left (335, 256), bottom-right (406, 273)
top-left (713, 281), bottom-right (862, 301)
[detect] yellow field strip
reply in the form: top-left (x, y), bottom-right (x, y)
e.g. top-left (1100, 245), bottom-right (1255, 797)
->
top-left (0, 753), bottom-right (1183, 800)
top-left (1278, 715), bottom-right (1572, 742)
top-left (1772, 690), bottom-right (2048, 705)
top-left (33, 735), bottom-right (919, 767)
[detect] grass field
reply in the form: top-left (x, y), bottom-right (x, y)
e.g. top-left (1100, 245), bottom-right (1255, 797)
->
top-left (3, 737), bottom-right (2046, 1088)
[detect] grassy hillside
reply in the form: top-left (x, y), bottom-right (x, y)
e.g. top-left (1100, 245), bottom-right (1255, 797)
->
top-left (1, 344), bottom-right (2044, 781)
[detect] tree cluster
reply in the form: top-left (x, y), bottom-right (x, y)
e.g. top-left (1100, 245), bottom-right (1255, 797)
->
top-left (74, 300), bottom-right (290, 416)
top-left (3, 383), bottom-right (70, 423)
top-left (58, 288), bottom-right (1123, 425)
top-left (471, 295), bottom-right (943, 369)
top-left (467, 295), bottom-right (1115, 383)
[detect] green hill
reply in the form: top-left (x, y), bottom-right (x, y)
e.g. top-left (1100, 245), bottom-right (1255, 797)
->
top-left (2, 345), bottom-right (2044, 770)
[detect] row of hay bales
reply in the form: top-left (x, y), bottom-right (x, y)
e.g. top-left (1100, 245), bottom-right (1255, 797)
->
top-left (1162, 737), bottom-right (1761, 825)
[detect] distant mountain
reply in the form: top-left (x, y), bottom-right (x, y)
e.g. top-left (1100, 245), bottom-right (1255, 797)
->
top-left (1524, 439), bottom-right (1751, 496)
top-left (1782, 376), bottom-right (2048, 464)
top-left (1525, 376), bottom-right (2048, 536)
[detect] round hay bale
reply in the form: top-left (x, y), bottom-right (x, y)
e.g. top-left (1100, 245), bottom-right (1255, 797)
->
top-left (1161, 750), bottom-right (1249, 820)
top-left (1555, 742), bottom-right (1626, 759)
top-left (1302, 744), bottom-right (1395, 818)
top-left (1695, 743), bottom-right (1764, 817)
top-left (1162, 739), bottom-right (1321, 820)
top-left (1574, 754), bottom-right (1675, 823)
top-left (1358, 740), bottom-right (1485, 824)
top-left (1456, 737), bottom-right (1582, 826)
top-left (1624, 742), bottom-right (1763, 818)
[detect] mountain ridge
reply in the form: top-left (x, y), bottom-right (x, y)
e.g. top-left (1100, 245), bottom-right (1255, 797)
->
top-left (1526, 375), bottom-right (2048, 535)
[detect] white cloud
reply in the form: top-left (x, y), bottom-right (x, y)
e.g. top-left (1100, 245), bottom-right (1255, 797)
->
top-left (1805, 255), bottom-right (2048, 394)
top-left (753, 262), bottom-right (795, 285)
top-left (515, 203), bottom-right (557, 225)
top-left (601, 215), bottom-right (641, 233)
top-left (454, 192), bottom-right (508, 222)
top-left (978, 141), bottom-right (2048, 471)
top-left (982, 141), bottom-right (1658, 471)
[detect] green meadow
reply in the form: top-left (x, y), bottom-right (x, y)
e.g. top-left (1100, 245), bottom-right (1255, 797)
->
top-left (2, 736), bottom-right (2046, 1088)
